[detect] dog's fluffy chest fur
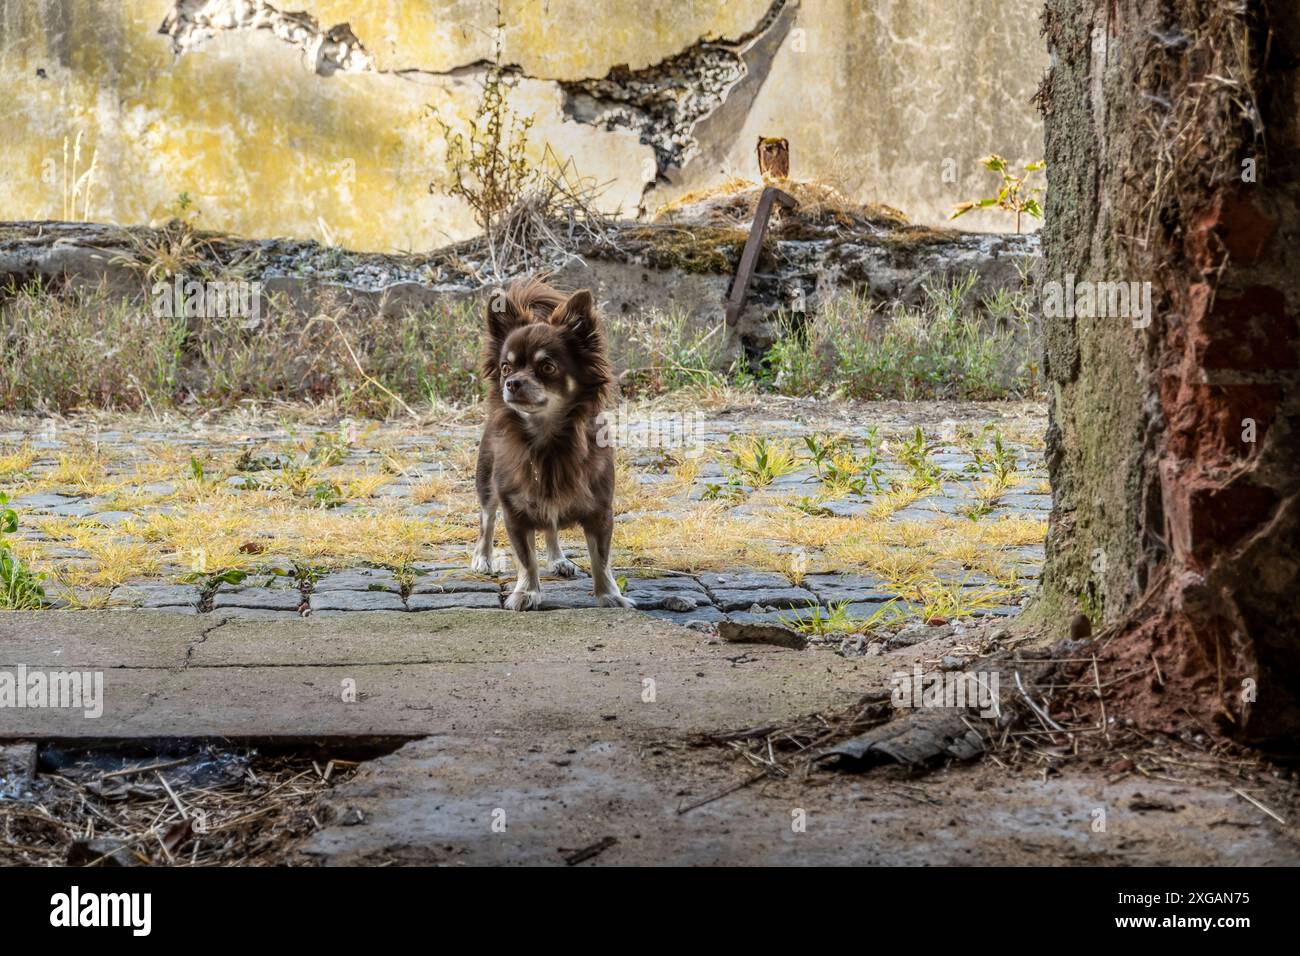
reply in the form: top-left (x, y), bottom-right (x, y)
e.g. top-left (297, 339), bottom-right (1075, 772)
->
top-left (488, 414), bottom-right (611, 530)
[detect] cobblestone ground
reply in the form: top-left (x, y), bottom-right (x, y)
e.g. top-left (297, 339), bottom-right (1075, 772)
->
top-left (0, 399), bottom-right (1048, 646)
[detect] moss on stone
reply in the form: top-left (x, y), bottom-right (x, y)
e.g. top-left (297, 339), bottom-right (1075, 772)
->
top-left (879, 225), bottom-right (964, 248)
top-left (626, 224), bottom-right (752, 275)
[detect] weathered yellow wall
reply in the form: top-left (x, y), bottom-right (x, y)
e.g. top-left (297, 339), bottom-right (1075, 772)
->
top-left (0, 1), bottom-right (1046, 252)
top-left (308, 0), bottom-right (775, 76)
top-left (720, 0), bottom-right (1048, 231)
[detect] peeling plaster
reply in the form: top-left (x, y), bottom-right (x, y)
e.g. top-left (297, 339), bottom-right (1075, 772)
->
top-left (159, 0), bottom-right (374, 75)
top-left (559, 0), bottom-right (793, 176)
top-left (156, 0), bottom-right (791, 189)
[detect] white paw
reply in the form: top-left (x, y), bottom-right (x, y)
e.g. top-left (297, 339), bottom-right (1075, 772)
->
top-left (548, 557), bottom-right (579, 578)
top-left (505, 589), bottom-right (542, 611)
top-left (597, 593), bottom-right (637, 609)
top-left (471, 552), bottom-right (511, 575)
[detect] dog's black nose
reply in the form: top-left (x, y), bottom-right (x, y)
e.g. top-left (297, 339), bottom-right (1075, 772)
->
top-left (505, 377), bottom-right (521, 392)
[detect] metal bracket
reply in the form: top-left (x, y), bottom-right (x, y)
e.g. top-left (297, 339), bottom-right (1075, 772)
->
top-left (724, 186), bottom-right (798, 329)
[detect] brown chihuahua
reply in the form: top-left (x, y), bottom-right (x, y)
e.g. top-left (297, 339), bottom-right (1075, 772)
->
top-left (472, 278), bottom-right (634, 611)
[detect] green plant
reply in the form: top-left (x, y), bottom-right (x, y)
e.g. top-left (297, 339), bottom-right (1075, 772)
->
top-left (782, 599), bottom-right (902, 637)
top-left (950, 154), bottom-right (1045, 233)
top-left (309, 480), bottom-right (345, 509)
top-left (431, 20), bottom-right (534, 237)
top-left (897, 427), bottom-right (943, 490)
top-left (182, 567), bottom-right (248, 588)
top-left (958, 426), bottom-right (1019, 519)
top-left (823, 452), bottom-right (868, 497)
top-left (0, 280), bottom-right (189, 412)
top-left (765, 313), bottom-right (824, 396)
top-left (801, 432), bottom-right (888, 498)
top-left (961, 501), bottom-right (994, 521)
top-left (303, 430), bottom-right (351, 468)
top-left (0, 494), bottom-right (46, 609)
top-left (759, 276), bottom-right (1038, 402)
top-left (700, 481), bottom-right (744, 502)
top-left (0, 280), bottom-right (486, 416)
top-left (989, 434), bottom-right (1017, 483)
top-left (962, 425), bottom-right (1018, 483)
top-left (791, 497), bottom-right (835, 517)
top-left (725, 436), bottom-right (800, 489)
top-left (188, 455), bottom-right (214, 484)
top-left (915, 577), bottom-right (1009, 621)
top-left (802, 433), bottom-right (841, 478)
top-left (858, 428), bottom-right (887, 491)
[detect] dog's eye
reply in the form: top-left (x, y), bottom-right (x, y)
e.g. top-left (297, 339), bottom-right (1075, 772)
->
top-left (540, 361), bottom-right (558, 376)
top-left (501, 362), bottom-right (513, 376)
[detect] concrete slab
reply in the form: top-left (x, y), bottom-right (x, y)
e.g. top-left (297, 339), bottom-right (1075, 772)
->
top-left (301, 734), bottom-right (1300, 867)
top-left (0, 610), bottom-right (867, 739)
top-left (0, 610), bottom-right (203, 669)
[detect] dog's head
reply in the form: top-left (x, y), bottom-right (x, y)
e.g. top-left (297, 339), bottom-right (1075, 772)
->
top-left (483, 279), bottom-right (611, 422)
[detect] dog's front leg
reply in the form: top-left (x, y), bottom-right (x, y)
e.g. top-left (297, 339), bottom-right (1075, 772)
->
top-left (583, 517), bottom-right (635, 609)
top-left (471, 498), bottom-right (510, 575)
top-left (544, 526), bottom-right (579, 577)
top-left (503, 516), bottom-right (542, 611)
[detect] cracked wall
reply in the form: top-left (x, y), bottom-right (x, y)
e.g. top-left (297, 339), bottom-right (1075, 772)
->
top-left (0, 0), bottom-right (1046, 251)
top-left (159, 0), bottom-right (375, 75)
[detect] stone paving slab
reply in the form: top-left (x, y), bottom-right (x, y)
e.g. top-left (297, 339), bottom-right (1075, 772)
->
top-left (697, 570), bottom-right (793, 591)
top-left (709, 586), bottom-right (818, 612)
top-left (640, 606), bottom-right (728, 625)
top-left (314, 569), bottom-right (402, 593)
top-left (106, 583), bottom-right (203, 609)
top-left (0, 610), bottom-right (201, 669)
top-left (309, 590), bottom-right (406, 612)
top-left (726, 599), bottom-right (910, 627)
top-left (409, 576), bottom-right (499, 595)
top-left (212, 587), bottom-right (303, 612)
top-left (625, 589), bottom-right (708, 611)
top-left (624, 575), bottom-right (710, 593)
top-left (802, 573), bottom-right (895, 604)
top-left (217, 607), bottom-right (305, 620)
top-left (408, 591), bottom-right (501, 611)
top-left (537, 590), bottom-right (602, 610)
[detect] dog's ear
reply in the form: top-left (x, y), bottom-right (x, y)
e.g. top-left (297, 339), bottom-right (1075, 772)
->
top-left (551, 289), bottom-right (611, 408)
top-left (548, 289), bottom-right (597, 344)
top-left (483, 287), bottom-right (529, 384)
top-left (485, 286), bottom-right (528, 346)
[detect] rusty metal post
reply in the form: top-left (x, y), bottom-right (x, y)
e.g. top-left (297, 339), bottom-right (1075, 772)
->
top-left (724, 186), bottom-right (797, 329)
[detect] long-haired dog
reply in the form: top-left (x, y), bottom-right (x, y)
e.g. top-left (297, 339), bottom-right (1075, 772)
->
top-left (472, 278), bottom-right (635, 611)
